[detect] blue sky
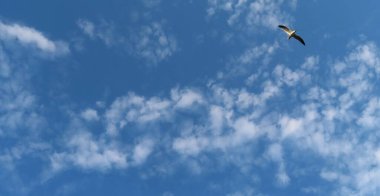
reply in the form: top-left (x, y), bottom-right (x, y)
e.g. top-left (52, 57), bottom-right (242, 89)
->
top-left (1, 0), bottom-right (380, 195)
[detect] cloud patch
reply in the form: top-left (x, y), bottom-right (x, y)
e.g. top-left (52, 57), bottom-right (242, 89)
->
top-left (77, 19), bottom-right (177, 65)
top-left (130, 22), bottom-right (178, 65)
top-left (0, 21), bottom-right (69, 55)
top-left (50, 131), bottom-right (127, 172)
top-left (207, 0), bottom-right (296, 30)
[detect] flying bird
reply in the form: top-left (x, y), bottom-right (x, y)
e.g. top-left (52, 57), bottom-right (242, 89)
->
top-left (278, 25), bottom-right (305, 46)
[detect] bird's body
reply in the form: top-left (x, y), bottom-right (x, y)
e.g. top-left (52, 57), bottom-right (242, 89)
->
top-left (287, 31), bottom-right (296, 39)
top-left (278, 25), bottom-right (305, 45)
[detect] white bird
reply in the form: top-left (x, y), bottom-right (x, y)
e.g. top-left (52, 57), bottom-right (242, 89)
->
top-left (278, 25), bottom-right (305, 46)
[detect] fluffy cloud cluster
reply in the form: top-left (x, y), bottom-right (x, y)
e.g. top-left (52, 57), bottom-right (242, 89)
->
top-left (48, 41), bottom-right (380, 195)
top-left (50, 131), bottom-right (127, 172)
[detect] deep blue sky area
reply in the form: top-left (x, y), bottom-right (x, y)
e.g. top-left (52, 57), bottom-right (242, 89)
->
top-left (1, 1), bottom-right (380, 195)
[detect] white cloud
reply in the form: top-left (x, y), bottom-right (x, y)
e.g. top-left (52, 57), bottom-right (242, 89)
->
top-left (50, 131), bottom-right (127, 171)
top-left (132, 139), bottom-right (154, 165)
top-left (267, 143), bottom-right (283, 162)
top-left (77, 19), bottom-right (118, 46)
top-left (258, 80), bottom-right (281, 104)
top-left (77, 19), bottom-right (177, 65)
top-left (3, 28), bottom-right (376, 195)
top-left (208, 0), bottom-right (296, 30)
top-left (55, 41), bottom-right (378, 194)
top-left (0, 46), bottom-right (11, 77)
top-left (249, 0), bottom-right (291, 28)
top-left (209, 105), bottom-right (225, 134)
top-left (348, 42), bottom-right (380, 71)
top-left (320, 170), bottom-right (340, 182)
top-left (0, 21), bottom-right (69, 54)
top-left (245, 73), bottom-right (259, 86)
top-left (274, 64), bottom-right (308, 86)
top-left (105, 93), bottom-right (172, 135)
top-left (232, 116), bottom-right (259, 142)
top-left (219, 41), bottom-right (279, 79)
top-left (77, 19), bottom-right (95, 38)
top-left (131, 22), bottom-right (178, 64)
top-left (173, 136), bottom-right (209, 156)
top-left (276, 165), bottom-right (290, 187)
top-left (0, 20), bottom-right (69, 188)
top-left (266, 143), bottom-right (290, 187)
top-left (0, 51), bottom-right (45, 136)
top-left (301, 56), bottom-right (319, 70)
top-left (81, 108), bottom-right (99, 121)
top-left (237, 42), bottom-right (279, 65)
top-left (236, 89), bottom-right (255, 109)
top-left (279, 116), bottom-right (303, 138)
top-left (171, 88), bottom-right (204, 108)
top-left (357, 98), bottom-right (380, 128)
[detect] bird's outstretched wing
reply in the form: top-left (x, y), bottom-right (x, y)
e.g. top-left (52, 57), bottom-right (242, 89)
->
top-left (293, 34), bottom-right (305, 45)
top-left (278, 25), bottom-right (292, 34)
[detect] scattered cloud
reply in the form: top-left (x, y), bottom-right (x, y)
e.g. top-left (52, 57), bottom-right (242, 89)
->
top-left (67, 40), bottom-right (380, 195)
top-left (207, 0), bottom-right (296, 30)
top-left (104, 93), bottom-right (172, 136)
top-left (130, 22), bottom-right (178, 64)
top-left (2, 5), bottom-right (380, 195)
top-left (77, 19), bottom-right (119, 46)
top-left (0, 20), bottom-right (70, 194)
top-left (301, 56), bottom-right (319, 70)
top-left (237, 42), bottom-right (279, 65)
top-left (0, 21), bottom-right (66, 137)
top-left (218, 41), bottom-right (279, 79)
top-left (0, 37), bottom-right (369, 195)
top-left (77, 19), bottom-right (177, 65)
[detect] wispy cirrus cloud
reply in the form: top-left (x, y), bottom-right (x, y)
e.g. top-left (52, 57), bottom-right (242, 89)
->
top-left (77, 19), bottom-right (120, 47)
top-left (77, 19), bottom-right (177, 65)
top-left (217, 41), bottom-right (280, 80)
